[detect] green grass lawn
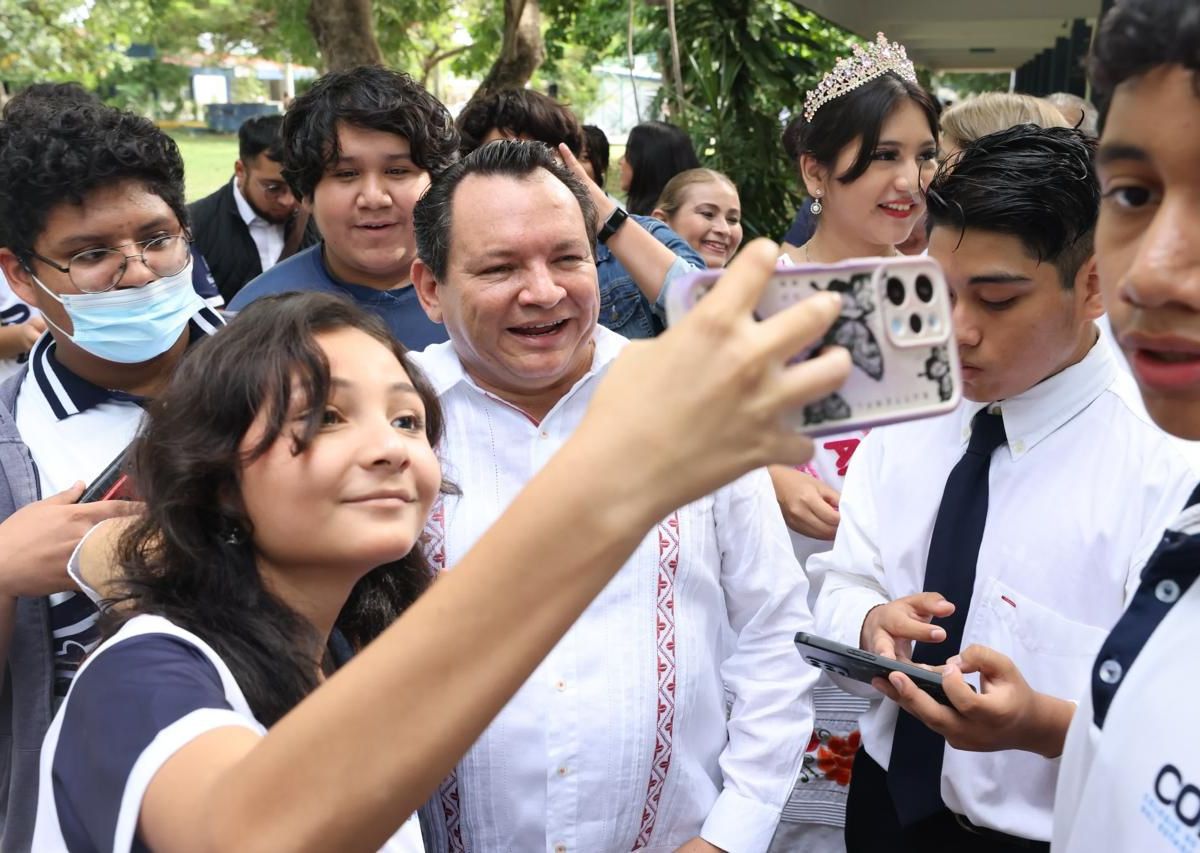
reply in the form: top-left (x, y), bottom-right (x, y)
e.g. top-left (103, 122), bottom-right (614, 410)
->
top-left (169, 130), bottom-right (238, 203)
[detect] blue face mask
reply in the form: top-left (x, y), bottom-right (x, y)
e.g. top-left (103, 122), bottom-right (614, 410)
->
top-left (32, 260), bottom-right (207, 364)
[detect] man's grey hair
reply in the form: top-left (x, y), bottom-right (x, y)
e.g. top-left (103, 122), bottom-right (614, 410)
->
top-left (413, 139), bottom-right (598, 281)
top-left (1044, 92), bottom-right (1099, 138)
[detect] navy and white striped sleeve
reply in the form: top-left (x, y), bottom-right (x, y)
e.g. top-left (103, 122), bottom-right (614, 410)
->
top-left (50, 634), bottom-right (260, 852)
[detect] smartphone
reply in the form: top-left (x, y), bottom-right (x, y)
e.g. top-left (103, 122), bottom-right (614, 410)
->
top-left (794, 632), bottom-right (968, 706)
top-left (665, 257), bottom-right (962, 436)
top-left (78, 451), bottom-right (135, 503)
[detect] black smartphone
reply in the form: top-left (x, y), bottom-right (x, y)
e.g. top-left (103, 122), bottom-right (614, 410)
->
top-left (78, 452), bottom-right (134, 503)
top-left (795, 632), bottom-right (970, 707)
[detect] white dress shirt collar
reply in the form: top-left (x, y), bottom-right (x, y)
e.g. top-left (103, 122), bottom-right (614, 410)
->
top-left (959, 330), bottom-right (1118, 461)
top-left (231, 177), bottom-right (287, 274)
top-left (231, 176), bottom-right (264, 228)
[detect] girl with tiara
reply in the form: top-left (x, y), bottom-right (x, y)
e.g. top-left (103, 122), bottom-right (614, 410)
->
top-left (767, 33), bottom-right (940, 853)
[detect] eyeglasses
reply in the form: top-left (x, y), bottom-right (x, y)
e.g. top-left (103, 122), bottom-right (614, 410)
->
top-left (28, 234), bottom-right (192, 294)
top-left (255, 179), bottom-right (292, 198)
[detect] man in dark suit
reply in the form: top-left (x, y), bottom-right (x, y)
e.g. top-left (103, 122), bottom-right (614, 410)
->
top-left (188, 114), bottom-right (318, 302)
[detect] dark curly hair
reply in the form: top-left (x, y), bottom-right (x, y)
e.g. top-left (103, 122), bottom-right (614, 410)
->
top-left (0, 101), bottom-right (188, 261)
top-left (926, 125), bottom-right (1099, 288)
top-left (107, 292), bottom-right (448, 726)
top-left (280, 66), bottom-right (459, 201)
top-left (1090, 0), bottom-right (1200, 131)
top-left (414, 140), bottom-right (597, 282)
top-left (456, 88), bottom-right (583, 157)
top-left (1, 82), bottom-right (99, 122)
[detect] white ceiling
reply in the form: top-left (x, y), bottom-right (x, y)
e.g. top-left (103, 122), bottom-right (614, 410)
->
top-left (800, 0), bottom-right (1103, 71)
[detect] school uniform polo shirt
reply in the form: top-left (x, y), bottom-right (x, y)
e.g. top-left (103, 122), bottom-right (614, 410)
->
top-left (12, 305), bottom-right (223, 700)
top-left (1052, 484), bottom-right (1200, 852)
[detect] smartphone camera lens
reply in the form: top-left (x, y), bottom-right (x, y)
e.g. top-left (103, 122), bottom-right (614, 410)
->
top-left (909, 313), bottom-right (923, 334)
top-left (915, 274), bottom-right (934, 303)
top-left (887, 277), bottom-right (906, 306)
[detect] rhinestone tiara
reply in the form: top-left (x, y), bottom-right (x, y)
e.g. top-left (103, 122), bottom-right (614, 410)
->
top-left (803, 33), bottom-right (918, 122)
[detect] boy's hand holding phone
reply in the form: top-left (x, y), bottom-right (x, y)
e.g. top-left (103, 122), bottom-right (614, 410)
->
top-left (0, 483), bottom-right (142, 598)
top-left (859, 591), bottom-right (955, 661)
top-left (875, 644), bottom-right (1075, 759)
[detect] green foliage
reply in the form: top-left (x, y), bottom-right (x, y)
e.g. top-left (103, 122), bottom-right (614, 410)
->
top-left (0, 0), bottom-right (148, 88)
top-left (933, 70), bottom-right (1012, 99)
top-left (231, 74), bottom-right (269, 103)
top-left (640, 0), bottom-right (856, 240)
top-left (101, 60), bottom-right (194, 119)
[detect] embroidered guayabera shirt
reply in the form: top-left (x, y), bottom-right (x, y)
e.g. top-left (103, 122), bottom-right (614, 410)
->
top-left (412, 326), bottom-right (819, 853)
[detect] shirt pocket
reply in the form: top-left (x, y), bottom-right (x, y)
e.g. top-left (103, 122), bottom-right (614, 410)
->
top-left (972, 578), bottom-right (1109, 701)
top-left (599, 276), bottom-right (658, 339)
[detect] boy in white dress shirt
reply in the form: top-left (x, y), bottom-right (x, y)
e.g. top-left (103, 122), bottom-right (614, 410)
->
top-left (809, 125), bottom-right (1196, 852)
top-left (875, 3), bottom-right (1200, 851)
top-left (407, 141), bottom-right (820, 853)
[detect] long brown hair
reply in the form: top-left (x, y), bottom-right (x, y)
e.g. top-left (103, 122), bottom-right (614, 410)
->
top-left (108, 292), bottom-right (448, 725)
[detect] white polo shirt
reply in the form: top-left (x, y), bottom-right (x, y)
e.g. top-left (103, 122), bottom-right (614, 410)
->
top-left (12, 305), bottom-right (223, 701)
top-left (1052, 485), bottom-right (1200, 852)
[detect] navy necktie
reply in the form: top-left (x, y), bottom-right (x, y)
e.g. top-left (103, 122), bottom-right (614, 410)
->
top-left (886, 408), bottom-right (1007, 826)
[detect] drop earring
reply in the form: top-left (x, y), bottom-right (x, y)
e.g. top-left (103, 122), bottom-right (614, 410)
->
top-left (810, 192), bottom-right (823, 216)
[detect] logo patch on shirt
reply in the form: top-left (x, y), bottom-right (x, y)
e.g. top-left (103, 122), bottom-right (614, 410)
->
top-left (1141, 763), bottom-right (1200, 850)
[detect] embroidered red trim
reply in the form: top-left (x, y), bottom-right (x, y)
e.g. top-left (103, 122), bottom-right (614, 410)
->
top-left (438, 771), bottom-right (466, 853)
top-left (423, 495), bottom-right (447, 573)
top-left (632, 512), bottom-right (680, 849)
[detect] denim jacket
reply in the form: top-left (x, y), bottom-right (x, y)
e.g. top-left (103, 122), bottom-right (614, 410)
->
top-left (595, 214), bottom-right (703, 339)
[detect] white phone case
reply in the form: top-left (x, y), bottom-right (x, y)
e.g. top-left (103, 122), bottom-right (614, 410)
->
top-left (665, 256), bottom-right (962, 436)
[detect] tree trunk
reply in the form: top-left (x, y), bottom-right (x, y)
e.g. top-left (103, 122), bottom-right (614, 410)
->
top-left (307, 0), bottom-right (384, 72)
top-left (470, 0), bottom-right (545, 101)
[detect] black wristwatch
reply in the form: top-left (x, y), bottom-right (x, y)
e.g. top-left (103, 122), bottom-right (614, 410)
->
top-left (597, 206), bottom-right (629, 244)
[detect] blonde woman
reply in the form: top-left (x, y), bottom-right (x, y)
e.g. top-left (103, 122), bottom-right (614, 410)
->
top-left (652, 168), bottom-right (744, 268)
top-left (940, 92), bottom-right (1068, 159)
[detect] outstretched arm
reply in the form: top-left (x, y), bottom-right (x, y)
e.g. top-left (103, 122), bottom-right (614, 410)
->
top-left (122, 242), bottom-right (852, 853)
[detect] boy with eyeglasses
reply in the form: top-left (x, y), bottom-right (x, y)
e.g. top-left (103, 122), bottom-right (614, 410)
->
top-left (0, 99), bottom-right (225, 852)
top-left (188, 114), bottom-right (319, 303)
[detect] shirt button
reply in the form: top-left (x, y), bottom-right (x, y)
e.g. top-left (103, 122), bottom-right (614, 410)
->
top-left (1098, 658), bottom-right (1124, 685)
top-left (554, 844), bottom-right (567, 853)
top-left (1155, 579), bottom-right (1182, 604)
top-left (557, 765), bottom-right (569, 777)
top-left (540, 430), bottom-right (550, 439)
top-left (554, 679), bottom-right (567, 692)
top-left (1013, 439), bottom-right (1026, 454)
